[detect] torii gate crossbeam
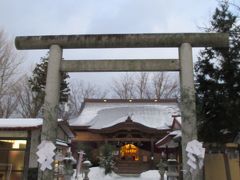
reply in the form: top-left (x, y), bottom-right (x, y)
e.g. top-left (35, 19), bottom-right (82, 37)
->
top-left (60, 59), bottom-right (180, 72)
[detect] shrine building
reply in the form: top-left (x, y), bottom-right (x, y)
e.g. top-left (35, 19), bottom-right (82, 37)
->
top-left (0, 119), bottom-right (74, 180)
top-left (70, 99), bottom-right (182, 174)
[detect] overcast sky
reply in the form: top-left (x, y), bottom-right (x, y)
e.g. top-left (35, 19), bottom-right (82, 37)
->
top-left (0, 0), bottom-right (222, 88)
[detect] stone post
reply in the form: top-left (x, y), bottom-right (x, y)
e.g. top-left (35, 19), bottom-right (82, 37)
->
top-left (166, 159), bottom-right (179, 180)
top-left (38, 44), bottom-right (62, 180)
top-left (179, 43), bottom-right (199, 180)
top-left (150, 138), bottom-right (154, 168)
top-left (157, 159), bottom-right (167, 180)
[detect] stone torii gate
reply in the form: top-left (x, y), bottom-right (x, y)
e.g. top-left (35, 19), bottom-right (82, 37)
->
top-left (15, 33), bottom-right (228, 180)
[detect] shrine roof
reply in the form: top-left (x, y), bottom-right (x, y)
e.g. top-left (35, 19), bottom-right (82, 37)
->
top-left (70, 99), bottom-right (181, 130)
top-left (0, 119), bottom-right (74, 138)
top-left (0, 118), bottom-right (43, 129)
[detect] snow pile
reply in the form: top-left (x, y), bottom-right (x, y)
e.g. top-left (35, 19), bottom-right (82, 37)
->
top-left (170, 130), bottom-right (182, 139)
top-left (72, 167), bottom-right (166, 180)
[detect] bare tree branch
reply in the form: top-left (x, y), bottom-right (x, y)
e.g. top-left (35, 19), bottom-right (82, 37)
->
top-left (0, 30), bottom-right (23, 117)
top-left (135, 72), bottom-right (150, 99)
top-left (112, 73), bottom-right (135, 99)
top-left (16, 75), bottom-right (44, 118)
top-left (69, 80), bottom-right (108, 116)
top-left (112, 72), bottom-right (179, 99)
top-left (151, 72), bottom-right (179, 99)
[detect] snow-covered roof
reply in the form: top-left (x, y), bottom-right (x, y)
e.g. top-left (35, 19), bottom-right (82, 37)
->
top-left (170, 130), bottom-right (182, 137)
top-left (0, 118), bottom-right (43, 128)
top-left (156, 130), bottom-right (182, 148)
top-left (0, 118), bottom-right (64, 129)
top-left (0, 118), bottom-right (75, 138)
top-left (56, 140), bottom-right (69, 147)
top-left (70, 99), bottom-right (180, 130)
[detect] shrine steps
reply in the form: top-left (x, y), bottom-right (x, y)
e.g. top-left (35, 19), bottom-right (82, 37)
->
top-left (114, 160), bottom-right (150, 175)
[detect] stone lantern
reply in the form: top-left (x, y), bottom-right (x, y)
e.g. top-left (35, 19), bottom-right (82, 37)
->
top-left (82, 160), bottom-right (92, 180)
top-left (157, 159), bottom-right (167, 180)
top-left (166, 159), bottom-right (179, 180)
top-left (63, 149), bottom-right (76, 180)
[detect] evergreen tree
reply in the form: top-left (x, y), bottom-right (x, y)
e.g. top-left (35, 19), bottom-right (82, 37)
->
top-left (28, 53), bottom-right (70, 117)
top-left (195, 2), bottom-right (240, 143)
top-left (99, 144), bottom-right (116, 174)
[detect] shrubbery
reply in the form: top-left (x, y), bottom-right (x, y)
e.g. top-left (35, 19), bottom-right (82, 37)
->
top-left (98, 144), bottom-right (116, 174)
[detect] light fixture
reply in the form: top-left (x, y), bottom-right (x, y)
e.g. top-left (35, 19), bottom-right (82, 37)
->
top-left (0, 140), bottom-right (26, 149)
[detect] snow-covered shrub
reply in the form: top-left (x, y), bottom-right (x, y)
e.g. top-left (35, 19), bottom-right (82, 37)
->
top-left (98, 144), bottom-right (116, 174)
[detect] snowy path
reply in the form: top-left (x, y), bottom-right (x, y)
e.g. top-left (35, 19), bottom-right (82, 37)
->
top-left (72, 167), bottom-right (167, 180)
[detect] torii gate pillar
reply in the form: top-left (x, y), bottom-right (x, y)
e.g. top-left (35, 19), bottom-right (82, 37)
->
top-left (179, 43), bottom-right (198, 179)
top-left (37, 44), bottom-right (62, 180)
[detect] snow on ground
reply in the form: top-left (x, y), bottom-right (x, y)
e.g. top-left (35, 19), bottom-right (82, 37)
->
top-left (72, 167), bottom-right (167, 180)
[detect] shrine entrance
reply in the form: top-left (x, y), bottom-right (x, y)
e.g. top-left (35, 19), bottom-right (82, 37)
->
top-left (120, 144), bottom-right (139, 161)
top-left (15, 32), bottom-right (228, 179)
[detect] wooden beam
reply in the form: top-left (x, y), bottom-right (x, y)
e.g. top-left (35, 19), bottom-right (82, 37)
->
top-left (106, 137), bottom-right (151, 142)
top-left (60, 59), bottom-right (180, 72)
top-left (15, 33), bottom-right (229, 50)
top-left (0, 131), bottom-right (28, 138)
